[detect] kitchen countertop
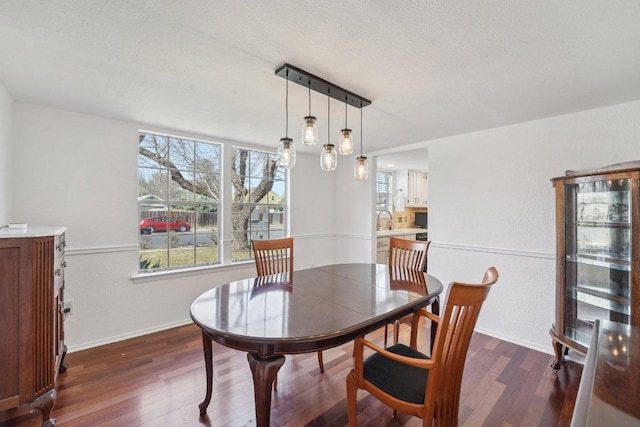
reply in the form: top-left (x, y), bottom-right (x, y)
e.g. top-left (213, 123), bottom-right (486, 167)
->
top-left (376, 227), bottom-right (427, 237)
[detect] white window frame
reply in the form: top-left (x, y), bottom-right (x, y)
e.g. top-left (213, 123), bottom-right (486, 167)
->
top-left (137, 130), bottom-right (221, 273)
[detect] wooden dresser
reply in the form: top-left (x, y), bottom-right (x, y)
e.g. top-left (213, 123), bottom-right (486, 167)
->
top-left (571, 320), bottom-right (640, 426)
top-left (0, 226), bottom-right (67, 426)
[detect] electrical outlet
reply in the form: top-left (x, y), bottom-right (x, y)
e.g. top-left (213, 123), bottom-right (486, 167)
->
top-left (63, 300), bottom-right (73, 315)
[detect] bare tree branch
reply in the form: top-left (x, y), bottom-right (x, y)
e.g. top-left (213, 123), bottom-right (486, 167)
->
top-left (139, 136), bottom-right (279, 251)
top-left (139, 146), bottom-right (214, 197)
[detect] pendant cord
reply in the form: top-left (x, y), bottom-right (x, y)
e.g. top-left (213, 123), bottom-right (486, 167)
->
top-left (345, 96), bottom-right (348, 128)
top-left (360, 102), bottom-right (363, 156)
top-left (308, 83), bottom-right (311, 116)
top-left (285, 69), bottom-right (289, 138)
top-left (327, 88), bottom-right (330, 144)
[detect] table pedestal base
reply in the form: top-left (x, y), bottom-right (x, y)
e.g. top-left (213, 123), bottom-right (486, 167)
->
top-left (247, 353), bottom-right (285, 427)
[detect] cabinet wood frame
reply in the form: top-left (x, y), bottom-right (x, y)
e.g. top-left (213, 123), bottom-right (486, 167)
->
top-left (550, 166), bottom-right (640, 372)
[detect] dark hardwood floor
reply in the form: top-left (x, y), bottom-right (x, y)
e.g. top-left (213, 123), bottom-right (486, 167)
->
top-left (1, 322), bottom-right (582, 426)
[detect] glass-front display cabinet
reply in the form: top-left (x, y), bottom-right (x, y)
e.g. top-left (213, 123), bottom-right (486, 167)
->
top-left (550, 162), bottom-right (640, 372)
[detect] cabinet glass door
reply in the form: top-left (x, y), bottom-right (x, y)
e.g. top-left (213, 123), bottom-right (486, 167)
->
top-left (564, 178), bottom-right (631, 348)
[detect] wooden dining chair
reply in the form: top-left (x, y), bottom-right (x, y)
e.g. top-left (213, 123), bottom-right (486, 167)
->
top-left (384, 237), bottom-right (432, 347)
top-left (346, 267), bottom-right (499, 427)
top-left (251, 237), bottom-right (324, 390)
top-left (252, 237), bottom-right (294, 277)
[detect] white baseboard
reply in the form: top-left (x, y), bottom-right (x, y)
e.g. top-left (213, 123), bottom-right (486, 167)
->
top-left (474, 326), bottom-right (554, 356)
top-left (69, 318), bottom-right (555, 358)
top-left (67, 318), bottom-right (194, 353)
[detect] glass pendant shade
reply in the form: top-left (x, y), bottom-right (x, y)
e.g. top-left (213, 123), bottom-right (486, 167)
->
top-left (339, 128), bottom-right (353, 155)
top-left (277, 137), bottom-right (296, 169)
top-left (354, 156), bottom-right (369, 180)
top-left (320, 144), bottom-right (337, 171)
top-left (302, 116), bottom-right (318, 146)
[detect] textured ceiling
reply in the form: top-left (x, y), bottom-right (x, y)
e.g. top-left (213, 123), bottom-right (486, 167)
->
top-left (1, 1), bottom-right (640, 156)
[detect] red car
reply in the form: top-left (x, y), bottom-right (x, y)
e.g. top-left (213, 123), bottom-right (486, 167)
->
top-left (140, 216), bottom-right (191, 234)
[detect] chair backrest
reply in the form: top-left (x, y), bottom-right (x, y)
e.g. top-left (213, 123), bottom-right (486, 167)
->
top-left (251, 237), bottom-right (293, 277)
top-left (424, 267), bottom-right (499, 425)
top-left (388, 265), bottom-right (427, 295)
top-left (388, 237), bottom-right (430, 271)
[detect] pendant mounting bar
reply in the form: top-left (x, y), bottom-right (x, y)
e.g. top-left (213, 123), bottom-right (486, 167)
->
top-left (275, 63), bottom-right (371, 109)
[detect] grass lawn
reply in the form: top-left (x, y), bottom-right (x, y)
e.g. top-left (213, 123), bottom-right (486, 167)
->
top-left (140, 245), bottom-right (253, 270)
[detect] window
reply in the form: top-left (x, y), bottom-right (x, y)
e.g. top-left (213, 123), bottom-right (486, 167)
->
top-left (231, 147), bottom-right (287, 262)
top-left (376, 171), bottom-right (392, 212)
top-left (138, 131), bottom-right (221, 272)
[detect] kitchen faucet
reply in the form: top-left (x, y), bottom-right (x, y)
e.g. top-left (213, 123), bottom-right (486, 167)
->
top-left (377, 210), bottom-right (393, 231)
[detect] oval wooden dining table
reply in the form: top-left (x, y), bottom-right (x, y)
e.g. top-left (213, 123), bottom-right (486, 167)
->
top-left (190, 262), bottom-right (443, 427)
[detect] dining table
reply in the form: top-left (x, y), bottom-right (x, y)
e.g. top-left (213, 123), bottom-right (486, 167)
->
top-left (190, 262), bottom-right (443, 427)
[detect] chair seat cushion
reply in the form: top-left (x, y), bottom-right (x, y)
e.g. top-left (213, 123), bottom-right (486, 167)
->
top-left (363, 343), bottom-right (430, 404)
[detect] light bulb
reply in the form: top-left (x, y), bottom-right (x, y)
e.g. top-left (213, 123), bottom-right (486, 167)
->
top-left (277, 138), bottom-right (296, 169)
top-left (320, 144), bottom-right (337, 171)
top-left (302, 116), bottom-right (318, 146)
top-left (354, 156), bottom-right (369, 180)
top-left (339, 129), bottom-right (353, 155)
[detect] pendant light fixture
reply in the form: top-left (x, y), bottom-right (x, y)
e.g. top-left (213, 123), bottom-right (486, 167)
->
top-left (339, 95), bottom-right (353, 155)
top-left (354, 102), bottom-right (369, 180)
top-left (274, 63), bottom-right (370, 172)
top-left (302, 82), bottom-right (318, 146)
top-left (277, 69), bottom-right (296, 168)
top-left (320, 89), bottom-right (337, 171)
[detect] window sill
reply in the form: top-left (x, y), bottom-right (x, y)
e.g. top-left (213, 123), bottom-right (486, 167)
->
top-left (131, 260), bottom-right (255, 284)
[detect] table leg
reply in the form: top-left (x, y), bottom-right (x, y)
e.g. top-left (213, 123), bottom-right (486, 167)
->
top-left (247, 353), bottom-right (285, 427)
top-left (198, 330), bottom-right (213, 415)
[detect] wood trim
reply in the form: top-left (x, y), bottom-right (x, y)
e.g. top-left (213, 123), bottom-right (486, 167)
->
top-left (32, 238), bottom-right (54, 398)
top-left (633, 174), bottom-right (640, 326)
top-left (554, 177), bottom-right (566, 345)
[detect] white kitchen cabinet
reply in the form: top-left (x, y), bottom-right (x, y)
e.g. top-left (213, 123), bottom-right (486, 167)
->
top-left (392, 170), bottom-right (408, 212)
top-left (376, 237), bottom-right (390, 263)
top-left (376, 233), bottom-right (418, 263)
top-left (395, 234), bottom-right (417, 242)
top-left (407, 170), bottom-right (428, 207)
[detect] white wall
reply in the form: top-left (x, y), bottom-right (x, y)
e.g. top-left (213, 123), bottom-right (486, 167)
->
top-left (13, 103), bottom-right (338, 350)
top-left (426, 99), bottom-right (640, 353)
top-left (13, 99), bottom-right (640, 354)
top-left (289, 153), bottom-right (339, 269)
top-left (0, 83), bottom-right (12, 225)
top-left (333, 157), bottom-right (376, 263)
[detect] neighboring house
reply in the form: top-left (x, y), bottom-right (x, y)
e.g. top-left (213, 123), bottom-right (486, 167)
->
top-left (258, 191), bottom-right (282, 205)
top-left (249, 192), bottom-right (285, 240)
top-left (138, 194), bottom-right (166, 212)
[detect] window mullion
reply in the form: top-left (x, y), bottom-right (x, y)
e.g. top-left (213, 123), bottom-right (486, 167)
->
top-left (221, 144), bottom-right (233, 264)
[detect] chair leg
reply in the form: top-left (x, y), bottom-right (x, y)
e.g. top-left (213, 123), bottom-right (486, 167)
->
top-left (393, 320), bottom-right (400, 345)
top-left (346, 371), bottom-right (358, 427)
top-left (317, 351), bottom-right (324, 372)
top-left (384, 324), bottom-right (389, 347)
